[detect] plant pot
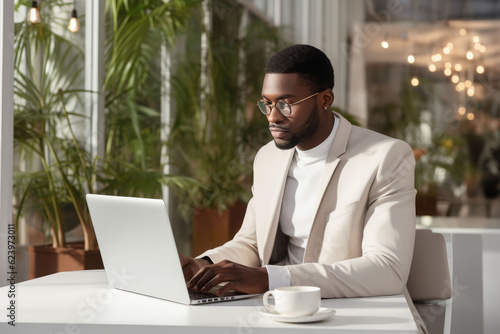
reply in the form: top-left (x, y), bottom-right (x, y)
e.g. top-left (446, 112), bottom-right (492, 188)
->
top-left (416, 191), bottom-right (438, 216)
top-left (192, 201), bottom-right (247, 256)
top-left (27, 242), bottom-right (104, 279)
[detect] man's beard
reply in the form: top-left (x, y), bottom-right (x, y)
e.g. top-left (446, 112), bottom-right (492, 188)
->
top-left (274, 104), bottom-right (320, 150)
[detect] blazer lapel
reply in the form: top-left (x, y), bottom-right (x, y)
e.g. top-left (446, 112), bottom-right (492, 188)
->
top-left (316, 113), bottom-right (352, 207)
top-left (259, 147), bottom-right (295, 265)
top-left (303, 113), bottom-right (352, 260)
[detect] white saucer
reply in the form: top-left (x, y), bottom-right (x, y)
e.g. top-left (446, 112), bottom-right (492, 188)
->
top-left (259, 307), bottom-right (336, 323)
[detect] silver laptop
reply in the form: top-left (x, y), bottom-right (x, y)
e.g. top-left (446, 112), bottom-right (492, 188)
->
top-left (86, 194), bottom-right (257, 305)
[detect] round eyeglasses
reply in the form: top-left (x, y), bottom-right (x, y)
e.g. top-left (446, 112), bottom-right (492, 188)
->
top-left (257, 92), bottom-right (319, 117)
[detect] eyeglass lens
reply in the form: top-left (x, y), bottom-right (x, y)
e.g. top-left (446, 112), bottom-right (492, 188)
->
top-left (257, 100), bottom-right (292, 116)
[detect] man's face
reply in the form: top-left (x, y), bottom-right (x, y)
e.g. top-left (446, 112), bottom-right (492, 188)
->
top-left (261, 73), bottom-right (327, 151)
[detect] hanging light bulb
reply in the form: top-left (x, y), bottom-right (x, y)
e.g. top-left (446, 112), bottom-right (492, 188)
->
top-left (466, 51), bottom-right (474, 60)
top-left (68, 9), bottom-right (80, 33)
top-left (407, 55), bottom-right (415, 64)
top-left (27, 1), bottom-right (41, 24)
top-left (381, 40), bottom-right (389, 49)
top-left (411, 77), bottom-right (419, 86)
top-left (428, 64), bottom-right (437, 72)
top-left (476, 65), bottom-right (485, 74)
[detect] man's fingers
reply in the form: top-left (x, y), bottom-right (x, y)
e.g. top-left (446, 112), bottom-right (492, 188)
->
top-left (202, 271), bottom-right (239, 294)
top-left (179, 254), bottom-right (190, 268)
top-left (187, 260), bottom-right (268, 295)
top-left (180, 255), bottom-right (206, 282)
top-left (215, 281), bottom-right (239, 296)
top-left (190, 266), bottom-right (226, 291)
top-left (189, 264), bottom-right (237, 293)
top-left (186, 265), bottom-right (209, 289)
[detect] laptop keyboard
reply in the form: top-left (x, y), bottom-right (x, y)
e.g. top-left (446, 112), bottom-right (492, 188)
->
top-left (188, 289), bottom-right (217, 300)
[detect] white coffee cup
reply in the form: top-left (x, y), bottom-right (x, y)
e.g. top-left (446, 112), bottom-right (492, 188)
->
top-left (263, 286), bottom-right (321, 316)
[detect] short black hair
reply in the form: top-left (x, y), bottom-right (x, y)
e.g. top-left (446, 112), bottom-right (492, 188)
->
top-left (265, 44), bottom-right (334, 92)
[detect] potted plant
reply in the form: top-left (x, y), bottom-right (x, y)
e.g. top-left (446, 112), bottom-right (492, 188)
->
top-left (167, 3), bottom-right (284, 255)
top-left (13, 0), bottom-right (101, 278)
top-left (13, 0), bottom-right (199, 278)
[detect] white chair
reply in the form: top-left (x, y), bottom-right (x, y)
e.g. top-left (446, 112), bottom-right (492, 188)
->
top-left (407, 229), bottom-right (452, 334)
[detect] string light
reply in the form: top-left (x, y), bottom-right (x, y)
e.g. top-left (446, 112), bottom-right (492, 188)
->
top-left (402, 27), bottom-right (488, 123)
top-left (401, 29), bottom-right (489, 124)
top-left (455, 82), bottom-right (465, 91)
top-left (431, 54), bottom-right (442, 62)
top-left (467, 87), bottom-right (475, 97)
top-left (68, 8), bottom-right (80, 33)
top-left (27, 1), bottom-right (41, 24)
top-left (381, 40), bottom-right (389, 49)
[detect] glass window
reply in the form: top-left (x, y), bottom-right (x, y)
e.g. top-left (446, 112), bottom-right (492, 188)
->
top-left (359, 0), bottom-right (500, 217)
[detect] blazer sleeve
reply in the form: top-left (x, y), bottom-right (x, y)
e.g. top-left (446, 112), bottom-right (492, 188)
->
top-left (287, 140), bottom-right (417, 298)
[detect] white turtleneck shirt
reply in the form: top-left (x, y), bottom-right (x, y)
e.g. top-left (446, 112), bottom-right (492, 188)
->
top-left (266, 114), bottom-right (339, 289)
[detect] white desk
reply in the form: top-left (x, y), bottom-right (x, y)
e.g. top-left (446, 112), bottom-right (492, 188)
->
top-left (0, 270), bottom-right (418, 334)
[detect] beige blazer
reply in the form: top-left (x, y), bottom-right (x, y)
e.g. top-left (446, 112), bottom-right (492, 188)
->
top-left (201, 112), bottom-right (417, 299)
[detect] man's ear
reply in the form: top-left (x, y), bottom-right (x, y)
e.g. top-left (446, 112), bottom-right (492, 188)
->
top-left (321, 89), bottom-right (334, 110)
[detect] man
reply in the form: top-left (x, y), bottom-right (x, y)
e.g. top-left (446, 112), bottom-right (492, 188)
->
top-left (181, 44), bottom-right (418, 318)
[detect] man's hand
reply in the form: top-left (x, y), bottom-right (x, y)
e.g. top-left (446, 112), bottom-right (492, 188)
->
top-left (186, 260), bottom-right (269, 296)
top-left (179, 254), bottom-right (211, 281)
